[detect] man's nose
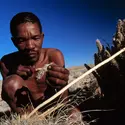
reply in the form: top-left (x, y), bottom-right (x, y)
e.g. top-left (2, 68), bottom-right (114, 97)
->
top-left (26, 39), bottom-right (35, 49)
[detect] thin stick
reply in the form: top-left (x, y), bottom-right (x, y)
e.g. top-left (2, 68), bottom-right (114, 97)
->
top-left (26, 47), bottom-right (125, 119)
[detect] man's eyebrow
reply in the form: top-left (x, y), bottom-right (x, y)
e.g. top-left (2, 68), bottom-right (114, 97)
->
top-left (32, 35), bottom-right (41, 37)
top-left (14, 36), bottom-right (25, 39)
top-left (31, 35), bottom-right (41, 39)
top-left (15, 35), bottom-right (41, 39)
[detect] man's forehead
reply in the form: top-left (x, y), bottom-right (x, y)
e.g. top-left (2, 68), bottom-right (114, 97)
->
top-left (16, 22), bottom-right (41, 36)
top-left (17, 22), bottom-right (40, 30)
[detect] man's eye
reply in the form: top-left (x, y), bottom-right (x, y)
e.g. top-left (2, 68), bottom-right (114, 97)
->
top-left (19, 39), bottom-right (24, 42)
top-left (32, 37), bottom-right (40, 40)
top-left (16, 38), bottom-right (25, 44)
top-left (18, 39), bottom-right (25, 43)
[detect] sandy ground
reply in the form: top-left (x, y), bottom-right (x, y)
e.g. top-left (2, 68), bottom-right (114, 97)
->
top-left (0, 81), bottom-right (11, 113)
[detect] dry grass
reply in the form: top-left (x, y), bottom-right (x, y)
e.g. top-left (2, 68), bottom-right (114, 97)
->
top-left (0, 94), bottom-right (86, 125)
top-left (0, 113), bottom-right (84, 125)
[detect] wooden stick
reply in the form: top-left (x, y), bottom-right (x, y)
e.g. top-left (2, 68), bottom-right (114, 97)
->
top-left (26, 47), bottom-right (125, 119)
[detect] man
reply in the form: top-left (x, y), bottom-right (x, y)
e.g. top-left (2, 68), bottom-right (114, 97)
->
top-left (0, 12), bottom-right (69, 114)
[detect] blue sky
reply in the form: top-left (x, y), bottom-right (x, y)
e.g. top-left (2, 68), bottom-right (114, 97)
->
top-left (0, 0), bottom-right (125, 71)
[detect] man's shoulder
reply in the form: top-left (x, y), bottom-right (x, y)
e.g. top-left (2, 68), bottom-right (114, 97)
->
top-left (42, 48), bottom-right (64, 65)
top-left (1, 51), bottom-right (19, 62)
top-left (43, 48), bottom-right (62, 56)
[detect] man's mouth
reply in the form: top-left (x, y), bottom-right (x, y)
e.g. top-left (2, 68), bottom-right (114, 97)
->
top-left (28, 52), bottom-right (37, 57)
top-left (24, 51), bottom-right (37, 58)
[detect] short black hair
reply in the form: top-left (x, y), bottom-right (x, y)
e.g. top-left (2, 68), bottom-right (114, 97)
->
top-left (10, 12), bottom-right (42, 36)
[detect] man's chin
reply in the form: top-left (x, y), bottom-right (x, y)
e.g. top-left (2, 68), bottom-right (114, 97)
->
top-left (20, 52), bottom-right (39, 65)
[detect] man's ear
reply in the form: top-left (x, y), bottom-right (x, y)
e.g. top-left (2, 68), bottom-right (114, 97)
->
top-left (41, 32), bottom-right (44, 37)
top-left (11, 37), bottom-right (18, 48)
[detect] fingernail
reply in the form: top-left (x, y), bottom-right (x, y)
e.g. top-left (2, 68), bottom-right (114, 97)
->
top-left (48, 65), bottom-right (52, 69)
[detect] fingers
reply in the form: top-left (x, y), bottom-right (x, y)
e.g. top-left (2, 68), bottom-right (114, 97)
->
top-left (48, 64), bottom-right (69, 74)
top-left (47, 77), bottom-right (67, 87)
top-left (17, 65), bottom-right (33, 77)
top-left (46, 64), bottom-right (69, 87)
top-left (47, 65), bottom-right (69, 82)
top-left (47, 70), bottom-right (69, 81)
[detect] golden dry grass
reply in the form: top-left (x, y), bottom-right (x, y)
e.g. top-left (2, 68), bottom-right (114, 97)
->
top-left (0, 94), bottom-right (86, 125)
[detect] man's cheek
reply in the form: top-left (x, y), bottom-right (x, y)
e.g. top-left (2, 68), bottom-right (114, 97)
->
top-left (36, 40), bottom-right (43, 48)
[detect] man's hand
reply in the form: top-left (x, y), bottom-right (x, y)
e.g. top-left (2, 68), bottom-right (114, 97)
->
top-left (46, 64), bottom-right (69, 89)
top-left (13, 65), bottom-right (34, 79)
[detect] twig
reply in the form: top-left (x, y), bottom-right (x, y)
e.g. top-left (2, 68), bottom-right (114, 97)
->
top-left (82, 109), bottom-right (115, 113)
top-left (26, 47), bottom-right (125, 119)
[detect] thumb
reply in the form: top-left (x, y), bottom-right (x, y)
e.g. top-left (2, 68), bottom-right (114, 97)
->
top-left (29, 66), bottom-right (35, 74)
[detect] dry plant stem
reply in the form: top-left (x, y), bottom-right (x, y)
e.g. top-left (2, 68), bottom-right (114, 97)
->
top-left (38, 103), bottom-right (65, 119)
top-left (27, 47), bottom-right (125, 119)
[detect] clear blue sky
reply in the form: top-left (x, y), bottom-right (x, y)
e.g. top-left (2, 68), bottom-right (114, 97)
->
top-left (0, 0), bottom-right (125, 70)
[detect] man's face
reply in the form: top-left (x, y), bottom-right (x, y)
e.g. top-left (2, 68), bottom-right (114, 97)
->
top-left (12, 22), bottom-right (44, 64)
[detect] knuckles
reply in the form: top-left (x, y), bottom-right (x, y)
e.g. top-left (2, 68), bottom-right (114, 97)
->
top-left (47, 77), bottom-right (67, 87)
top-left (50, 65), bottom-right (69, 74)
top-left (47, 70), bottom-right (69, 81)
top-left (15, 65), bottom-right (35, 78)
top-left (47, 66), bottom-right (69, 87)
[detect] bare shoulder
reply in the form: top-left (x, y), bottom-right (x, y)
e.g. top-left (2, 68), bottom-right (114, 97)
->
top-left (1, 51), bottom-right (20, 68)
top-left (43, 48), bottom-right (65, 66)
top-left (45, 48), bottom-right (63, 55)
top-left (1, 51), bottom-right (19, 62)
top-left (0, 52), bottom-right (20, 78)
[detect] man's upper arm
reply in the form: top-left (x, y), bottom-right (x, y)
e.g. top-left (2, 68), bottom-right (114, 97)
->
top-left (49, 49), bottom-right (65, 67)
top-left (0, 56), bottom-right (9, 79)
